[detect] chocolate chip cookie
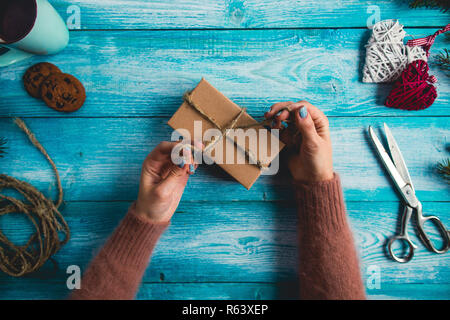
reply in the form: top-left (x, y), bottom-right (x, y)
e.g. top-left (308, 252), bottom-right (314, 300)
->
top-left (40, 73), bottom-right (86, 112)
top-left (23, 62), bottom-right (61, 98)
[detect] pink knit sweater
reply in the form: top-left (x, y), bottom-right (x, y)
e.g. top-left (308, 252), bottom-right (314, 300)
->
top-left (70, 174), bottom-right (365, 300)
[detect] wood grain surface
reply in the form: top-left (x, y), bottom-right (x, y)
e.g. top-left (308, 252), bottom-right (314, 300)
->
top-left (0, 117), bottom-right (448, 202)
top-left (51, 0), bottom-right (448, 29)
top-left (0, 201), bottom-right (449, 299)
top-left (1, 29), bottom-right (448, 117)
top-left (0, 0), bottom-right (448, 300)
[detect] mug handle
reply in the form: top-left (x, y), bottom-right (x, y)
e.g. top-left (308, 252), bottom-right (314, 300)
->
top-left (0, 46), bottom-right (34, 67)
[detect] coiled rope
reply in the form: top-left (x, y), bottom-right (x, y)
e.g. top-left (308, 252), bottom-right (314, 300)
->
top-left (0, 118), bottom-right (70, 277)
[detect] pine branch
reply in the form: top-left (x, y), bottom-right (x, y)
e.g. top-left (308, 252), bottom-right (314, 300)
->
top-left (434, 49), bottom-right (450, 74)
top-left (410, 1), bottom-right (450, 74)
top-left (0, 137), bottom-right (6, 158)
top-left (409, 0), bottom-right (450, 11)
top-left (437, 158), bottom-right (450, 184)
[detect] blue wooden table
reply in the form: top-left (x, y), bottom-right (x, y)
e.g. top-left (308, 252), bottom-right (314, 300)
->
top-left (0, 1), bottom-right (449, 300)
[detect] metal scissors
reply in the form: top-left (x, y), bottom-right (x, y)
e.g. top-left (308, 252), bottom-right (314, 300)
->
top-left (368, 124), bottom-right (449, 263)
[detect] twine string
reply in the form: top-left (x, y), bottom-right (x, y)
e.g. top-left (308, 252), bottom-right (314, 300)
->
top-left (0, 118), bottom-right (70, 277)
top-left (183, 92), bottom-right (291, 169)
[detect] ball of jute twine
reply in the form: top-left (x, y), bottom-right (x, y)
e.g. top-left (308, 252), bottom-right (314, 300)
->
top-left (363, 19), bottom-right (427, 83)
top-left (0, 118), bottom-right (70, 277)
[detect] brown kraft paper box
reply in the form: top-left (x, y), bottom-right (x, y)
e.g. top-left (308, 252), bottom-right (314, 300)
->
top-left (168, 78), bottom-right (285, 189)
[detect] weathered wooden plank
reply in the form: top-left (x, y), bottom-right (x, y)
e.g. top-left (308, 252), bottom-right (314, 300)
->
top-left (367, 284), bottom-right (450, 300)
top-left (50, 0), bottom-right (448, 29)
top-left (0, 117), bottom-right (448, 202)
top-left (0, 201), bottom-right (448, 286)
top-left (1, 29), bottom-right (449, 117)
top-left (138, 283), bottom-right (449, 300)
top-left (1, 281), bottom-right (448, 300)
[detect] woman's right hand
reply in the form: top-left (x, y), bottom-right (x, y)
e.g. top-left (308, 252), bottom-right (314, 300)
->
top-left (135, 141), bottom-right (195, 223)
top-left (265, 101), bottom-right (334, 182)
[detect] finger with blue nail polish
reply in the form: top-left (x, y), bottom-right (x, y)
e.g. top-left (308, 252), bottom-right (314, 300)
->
top-left (136, 141), bottom-right (192, 224)
top-left (176, 145), bottom-right (190, 169)
top-left (265, 101), bottom-right (293, 120)
top-left (294, 105), bottom-right (319, 142)
top-left (299, 106), bottom-right (308, 119)
top-left (289, 101), bottom-right (334, 182)
top-left (178, 159), bottom-right (186, 168)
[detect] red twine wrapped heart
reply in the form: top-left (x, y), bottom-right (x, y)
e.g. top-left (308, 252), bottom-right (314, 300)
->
top-left (385, 59), bottom-right (437, 111)
top-left (385, 24), bottom-right (449, 111)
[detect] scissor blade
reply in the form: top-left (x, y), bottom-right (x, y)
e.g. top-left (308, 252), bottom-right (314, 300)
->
top-left (383, 123), bottom-right (414, 191)
top-left (369, 126), bottom-right (408, 190)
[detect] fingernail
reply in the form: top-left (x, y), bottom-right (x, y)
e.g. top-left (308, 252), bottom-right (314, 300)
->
top-left (276, 111), bottom-right (282, 117)
top-left (299, 106), bottom-right (308, 119)
top-left (189, 164), bottom-right (195, 173)
top-left (178, 159), bottom-right (185, 168)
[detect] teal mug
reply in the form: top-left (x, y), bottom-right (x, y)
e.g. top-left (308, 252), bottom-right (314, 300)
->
top-left (0, 0), bottom-right (69, 67)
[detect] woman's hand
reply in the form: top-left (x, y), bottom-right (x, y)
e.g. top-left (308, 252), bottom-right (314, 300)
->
top-left (135, 141), bottom-right (195, 223)
top-left (265, 101), bottom-right (334, 182)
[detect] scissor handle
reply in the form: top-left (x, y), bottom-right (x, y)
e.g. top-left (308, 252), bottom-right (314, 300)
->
top-left (388, 206), bottom-right (417, 263)
top-left (416, 204), bottom-right (450, 254)
top-left (388, 235), bottom-right (415, 263)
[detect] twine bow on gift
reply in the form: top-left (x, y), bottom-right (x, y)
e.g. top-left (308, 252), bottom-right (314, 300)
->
top-left (182, 92), bottom-right (291, 169)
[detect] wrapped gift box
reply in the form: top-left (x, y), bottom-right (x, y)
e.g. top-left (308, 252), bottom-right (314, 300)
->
top-left (168, 78), bottom-right (284, 189)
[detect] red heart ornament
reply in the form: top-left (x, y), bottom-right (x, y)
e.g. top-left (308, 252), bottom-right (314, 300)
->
top-left (385, 59), bottom-right (437, 111)
top-left (384, 24), bottom-right (449, 111)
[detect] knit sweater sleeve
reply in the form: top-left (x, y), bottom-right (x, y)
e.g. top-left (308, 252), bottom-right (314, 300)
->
top-left (293, 174), bottom-right (366, 300)
top-left (69, 203), bottom-right (169, 300)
